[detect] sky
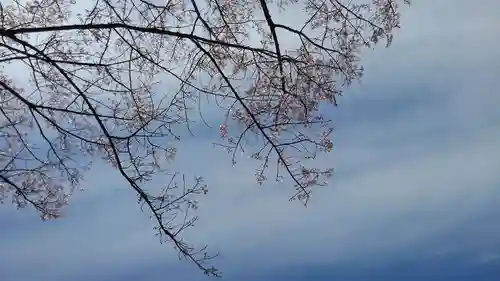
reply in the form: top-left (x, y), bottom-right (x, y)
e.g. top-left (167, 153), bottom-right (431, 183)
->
top-left (1, 0), bottom-right (500, 280)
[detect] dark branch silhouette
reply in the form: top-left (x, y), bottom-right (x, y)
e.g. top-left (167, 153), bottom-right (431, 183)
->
top-left (0, 0), bottom-right (409, 276)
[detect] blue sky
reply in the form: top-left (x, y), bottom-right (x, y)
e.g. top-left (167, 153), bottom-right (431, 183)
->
top-left (2, 0), bottom-right (500, 280)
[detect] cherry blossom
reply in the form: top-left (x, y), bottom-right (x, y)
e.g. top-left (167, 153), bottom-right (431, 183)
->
top-left (0, 0), bottom-right (409, 276)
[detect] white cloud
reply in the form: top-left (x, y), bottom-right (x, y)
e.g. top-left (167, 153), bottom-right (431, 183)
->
top-left (2, 0), bottom-right (500, 280)
top-left (350, 0), bottom-right (500, 98)
top-left (3, 121), bottom-right (499, 278)
top-left (477, 254), bottom-right (500, 265)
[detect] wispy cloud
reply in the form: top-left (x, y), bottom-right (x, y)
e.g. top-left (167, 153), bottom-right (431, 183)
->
top-left (1, 0), bottom-right (500, 280)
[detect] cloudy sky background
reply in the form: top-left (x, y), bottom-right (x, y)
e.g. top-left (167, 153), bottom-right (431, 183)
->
top-left (2, 0), bottom-right (500, 280)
